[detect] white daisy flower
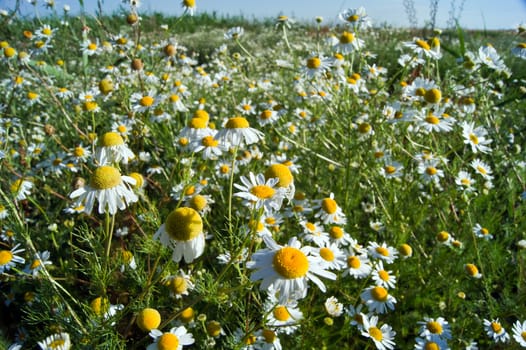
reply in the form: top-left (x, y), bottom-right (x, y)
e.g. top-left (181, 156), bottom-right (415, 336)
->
top-left (94, 132), bottom-right (135, 165)
top-left (264, 289), bottom-right (303, 335)
top-left (371, 261), bottom-right (397, 289)
top-left (461, 121), bottom-right (492, 154)
top-left (0, 243), bottom-right (25, 273)
top-left (418, 317), bottom-right (452, 341)
top-left (324, 296), bottom-right (344, 317)
top-left (69, 165), bottom-right (138, 215)
top-left (483, 318), bottom-right (510, 343)
top-left (37, 332), bottom-right (71, 350)
top-left (367, 242), bottom-right (398, 264)
top-left (470, 158), bottom-right (493, 180)
top-left (154, 207), bottom-right (205, 263)
top-left (214, 116), bottom-right (264, 147)
top-left (360, 313), bottom-right (396, 350)
top-left (313, 193), bottom-right (347, 225)
top-left (147, 326), bottom-right (194, 350)
top-left (360, 285), bottom-right (397, 314)
top-left (342, 253), bottom-right (372, 279)
top-left (24, 250), bottom-right (52, 277)
top-left (234, 172), bottom-right (286, 213)
top-left (512, 320), bottom-right (526, 347)
top-left (10, 178), bottom-right (33, 200)
top-left (247, 235), bottom-right (336, 303)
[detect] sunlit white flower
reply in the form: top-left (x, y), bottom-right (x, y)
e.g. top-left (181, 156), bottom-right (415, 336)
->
top-left (471, 159), bottom-right (493, 180)
top-left (461, 121), bottom-right (492, 153)
top-left (418, 317), bottom-right (452, 341)
top-left (214, 117), bottom-right (264, 147)
top-left (360, 285), bottom-right (397, 314)
top-left (483, 318), bottom-right (510, 343)
top-left (147, 326), bottom-right (194, 350)
top-left (371, 261), bottom-right (397, 289)
top-left (234, 172), bottom-right (286, 213)
top-left (94, 132), bottom-right (135, 165)
top-left (224, 26), bottom-right (244, 40)
top-left (324, 296), bottom-right (344, 317)
top-left (360, 313), bottom-right (396, 349)
top-left (0, 243), bottom-right (25, 273)
top-left (24, 250), bottom-right (52, 276)
top-left (247, 235), bottom-right (336, 303)
top-left (512, 320), bottom-right (526, 347)
top-left (342, 253), bottom-right (372, 279)
top-left (455, 170), bottom-right (476, 192)
top-left (37, 332), bottom-right (71, 350)
top-left (367, 242), bottom-right (398, 264)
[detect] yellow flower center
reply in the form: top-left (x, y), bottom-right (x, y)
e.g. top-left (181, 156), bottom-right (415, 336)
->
top-left (35, 41), bottom-right (45, 49)
top-left (358, 123), bottom-right (371, 134)
top-left (521, 331), bottom-right (526, 340)
top-left (179, 137), bottom-right (189, 146)
top-left (90, 297), bottom-right (109, 316)
top-left (170, 276), bottom-right (188, 295)
top-left (83, 101), bottom-right (98, 112)
top-left (425, 115), bottom-right (440, 125)
top-left (437, 231), bottom-right (450, 242)
top-left (369, 326), bottom-right (383, 341)
top-left (340, 31), bottom-right (355, 44)
top-left (491, 322), bottom-right (502, 334)
top-left (250, 185), bottom-right (275, 199)
top-left (262, 329), bottom-right (276, 343)
top-left (465, 263), bottom-right (479, 276)
top-left (183, 0), bottom-right (195, 7)
top-left (73, 146), bottom-right (85, 157)
top-left (140, 96), bottom-right (154, 107)
top-left (378, 270), bottom-right (390, 281)
top-left (129, 172), bottom-right (144, 188)
top-left (193, 109), bottom-right (209, 121)
top-left (347, 14), bottom-right (359, 22)
top-left (99, 132), bottom-right (124, 147)
top-left (4, 47), bottom-right (16, 58)
top-left (206, 321), bottom-right (222, 337)
top-left (201, 135), bottom-right (219, 147)
top-left (476, 166), bottom-right (487, 175)
top-left (226, 117), bottom-right (249, 129)
top-left (90, 166), bottom-right (122, 190)
top-left (306, 57), bottom-right (321, 69)
top-left (461, 178), bottom-right (471, 186)
top-left (426, 166), bottom-right (437, 176)
top-left (319, 247), bottom-right (335, 262)
top-left (415, 87), bottom-right (426, 97)
top-left (27, 92), bottom-right (38, 100)
top-left (189, 195), bottom-right (207, 211)
top-left (273, 305), bottom-right (291, 321)
top-left (164, 44), bottom-right (176, 56)
top-left (0, 250), bottom-right (13, 265)
top-left (329, 226), bottom-right (344, 239)
top-left (481, 228), bottom-right (489, 235)
top-left (424, 342), bottom-right (439, 350)
top-left (347, 256), bottom-right (361, 269)
top-left (88, 42), bottom-right (97, 51)
top-left (321, 197), bottom-right (338, 214)
top-left (158, 333), bottom-right (179, 350)
top-left (219, 165), bottom-right (230, 174)
top-left (265, 164), bottom-right (293, 188)
top-left (273, 247), bottom-right (309, 279)
top-left (99, 79), bottom-right (114, 95)
top-left (416, 39), bottom-right (430, 50)
top-left (399, 244), bottom-right (412, 256)
top-left (260, 110), bottom-right (273, 120)
top-left (245, 334), bottom-right (257, 345)
top-left (179, 307), bottom-right (194, 323)
top-left (165, 207), bottom-right (203, 241)
top-left (469, 133), bottom-right (479, 145)
top-left (424, 88), bottom-right (442, 104)
top-left (384, 165), bottom-right (396, 174)
top-left (371, 286), bottom-right (388, 302)
top-left (427, 321), bottom-right (443, 334)
top-left (30, 259), bottom-right (41, 269)
top-left (375, 247), bottom-right (389, 256)
top-left (170, 94), bottom-right (180, 102)
top-left (136, 308), bottom-right (161, 331)
top-left (49, 339), bottom-right (66, 348)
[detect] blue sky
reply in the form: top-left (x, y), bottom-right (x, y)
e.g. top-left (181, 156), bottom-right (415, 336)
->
top-left (5, 0), bottom-right (526, 29)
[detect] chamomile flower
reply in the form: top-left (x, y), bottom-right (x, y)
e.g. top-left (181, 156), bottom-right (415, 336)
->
top-left (324, 296), bottom-right (344, 317)
top-left (417, 159), bottom-right (444, 185)
top-left (136, 308), bottom-right (161, 332)
top-left (455, 171), bottom-right (476, 192)
top-left (414, 335), bottom-right (450, 350)
top-left (37, 332), bottom-right (71, 350)
top-left (367, 242), bottom-right (398, 264)
top-left (512, 43), bottom-right (526, 59)
top-left (254, 329), bottom-right (282, 350)
top-left (461, 121), bottom-right (492, 154)
top-left (247, 235), bottom-right (336, 303)
top-left (190, 130), bottom-right (226, 160)
top-left (69, 165), bottom-right (138, 215)
top-left (300, 220), bottom-right (330, 247)
top-left (484, 318), bottom-right (510, 343)
top-left (404, 37), bottom-right (442, 59)
top-left (464, 263), bottom-right (482, 278)
top-left (154, 207), bottom-right (205, 263)
top-left (512, 320), bottom-right (526, 346)
top-left (310, 242), bottom-right (346, 271)
top-left (371, 261), bottom-right (397, 289)
top-left (236, 98), bottom-right (256, 115)
top-left (360, 313), bottom-right (396, 350)
top-left (80, 39), bottom-right (102, 56)
top-left (0, 243), bottom-right (25, 273)
top-left (380, 160), bottom-right (404, 179)
top-left (473, 223), bottom-right (493, 240)
top-left (302, 53), bottom-right (332, 79)
top-left (214, 116), bottom-right (264, 147)
top-left (234, 172), bottom-right (286, 213)
top-left (165, 270), bottom-right (194, 299)
top-left (264, 163), bottom-right (295, 200)
top-left (361, 285), bottom-right (397, 314)
top-left (147, 326), bottom-right (194, 350)
top-left (343, 253), bottom-right (372, 279)
top-left (338, 7), bottom-right (371, 29)
top-left (333, 31), bottom-right (364, 54)
top-left (224, 26), bottom-right (244, 40)
top-left (416, 110), bottom-right (453, 133)
top-left (264, 292), bottom-right (303, 334)
top-left (131, 90), bottom-right (158, 113)
top-left (24, 250), bottom-right (52, 277)
top-left (418, 317), bottom-right (452, 341)
top-left (313, 193), bottom-right (347, 225)
top-left (181, 0), bottom-right (196, 15)
top-left (10, 178), bottom-right (33, 200)
top-left (470, 159), bottom-right (493, 180)
top-left (94, 132), bottom-right (135, 165)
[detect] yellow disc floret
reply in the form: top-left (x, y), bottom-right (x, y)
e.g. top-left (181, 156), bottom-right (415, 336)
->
top-left (90, 166), bottom-right (122, 190)
top-left (273, 306), bottom-right (291, 321)
top-left (99, 132), bottom-right (125, 147)
top-left (226, 117), bottom-right (249, 129)
top-left (265, 164), bottom-right (293, 188)
top-left (164, 207), bottom-right (203, 241)
top-left (136, 308), bottom-right (161, 331)
top-left (158, 333), bottom-right (179, 350)
top-left (273, 247), bottom-right (309, 279)
top-left (321, 197), bottom-right (338, 214)
top-left (371, 286), bottom-right (388, 302)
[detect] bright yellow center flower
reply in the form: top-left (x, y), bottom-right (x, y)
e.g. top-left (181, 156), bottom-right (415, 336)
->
top-left (206, 321), bottom-right (222, 337)
top-left (88, 42), bottom-right (97, 51)
top-left (49, 339), bottom-right (66, 348)
top-left (329, 226), bottom-right (344, 239)
top-left (189, 195), bottom-right (207, 211)
top-left (437, 231), bottom-right (450, 242)
top-left (140, 96), bottom-right (154, 107)
top-left (424, 88), bottom-right (442, 104)
top-left (347, 256), bottom-right (361, 269)
top-left (158, 333), bottom-right (179, 350)
top-left (170, 276), bottom-right (188, 295)
top-left (384, 165), bottom-right (396, 174)
top-left (476, 166), bottom-right (487, 175)
top-left (183, 0), bottom-right (195, 7)
top-left (469, 133), bottom-right (479, 144)
top-left (90, 166), bottom-right (121, 190)
top-left (165, 207), bottom-right (203, 241)
top-left (426, 167), bottom-right (437, 176)
top-left (322, 197), bottom-right (338, 214)
top-left (273, 247), bottom-right (309, 279)
top-left (90, 297), bottom-right (109, 316)
top-left (179, 307), bottom-right (194, 323)
top-left (375, 247), bottom-right (389, 256)
top-left (201, 135), bottom-right (218, 147)
top-left (416, 39), bottom-right (430, 50)
top-left (378, 270), bottom-right (390, 281)
top-left (262, 329), bottom-right (276, 343)
top-left (465, 263), bottom-right (479, 276)
top-left (425, 115), bottom-right (440, 125)
top-left (358, 122), bottom-right (371, 134)
top-left (491, 322), bottom-right (502, 333)
top-left (424, 342), bottom-right (439, 350)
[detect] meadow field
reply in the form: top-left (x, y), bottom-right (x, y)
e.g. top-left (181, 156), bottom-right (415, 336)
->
top-left (1, 1), bottom-right (526, 349)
